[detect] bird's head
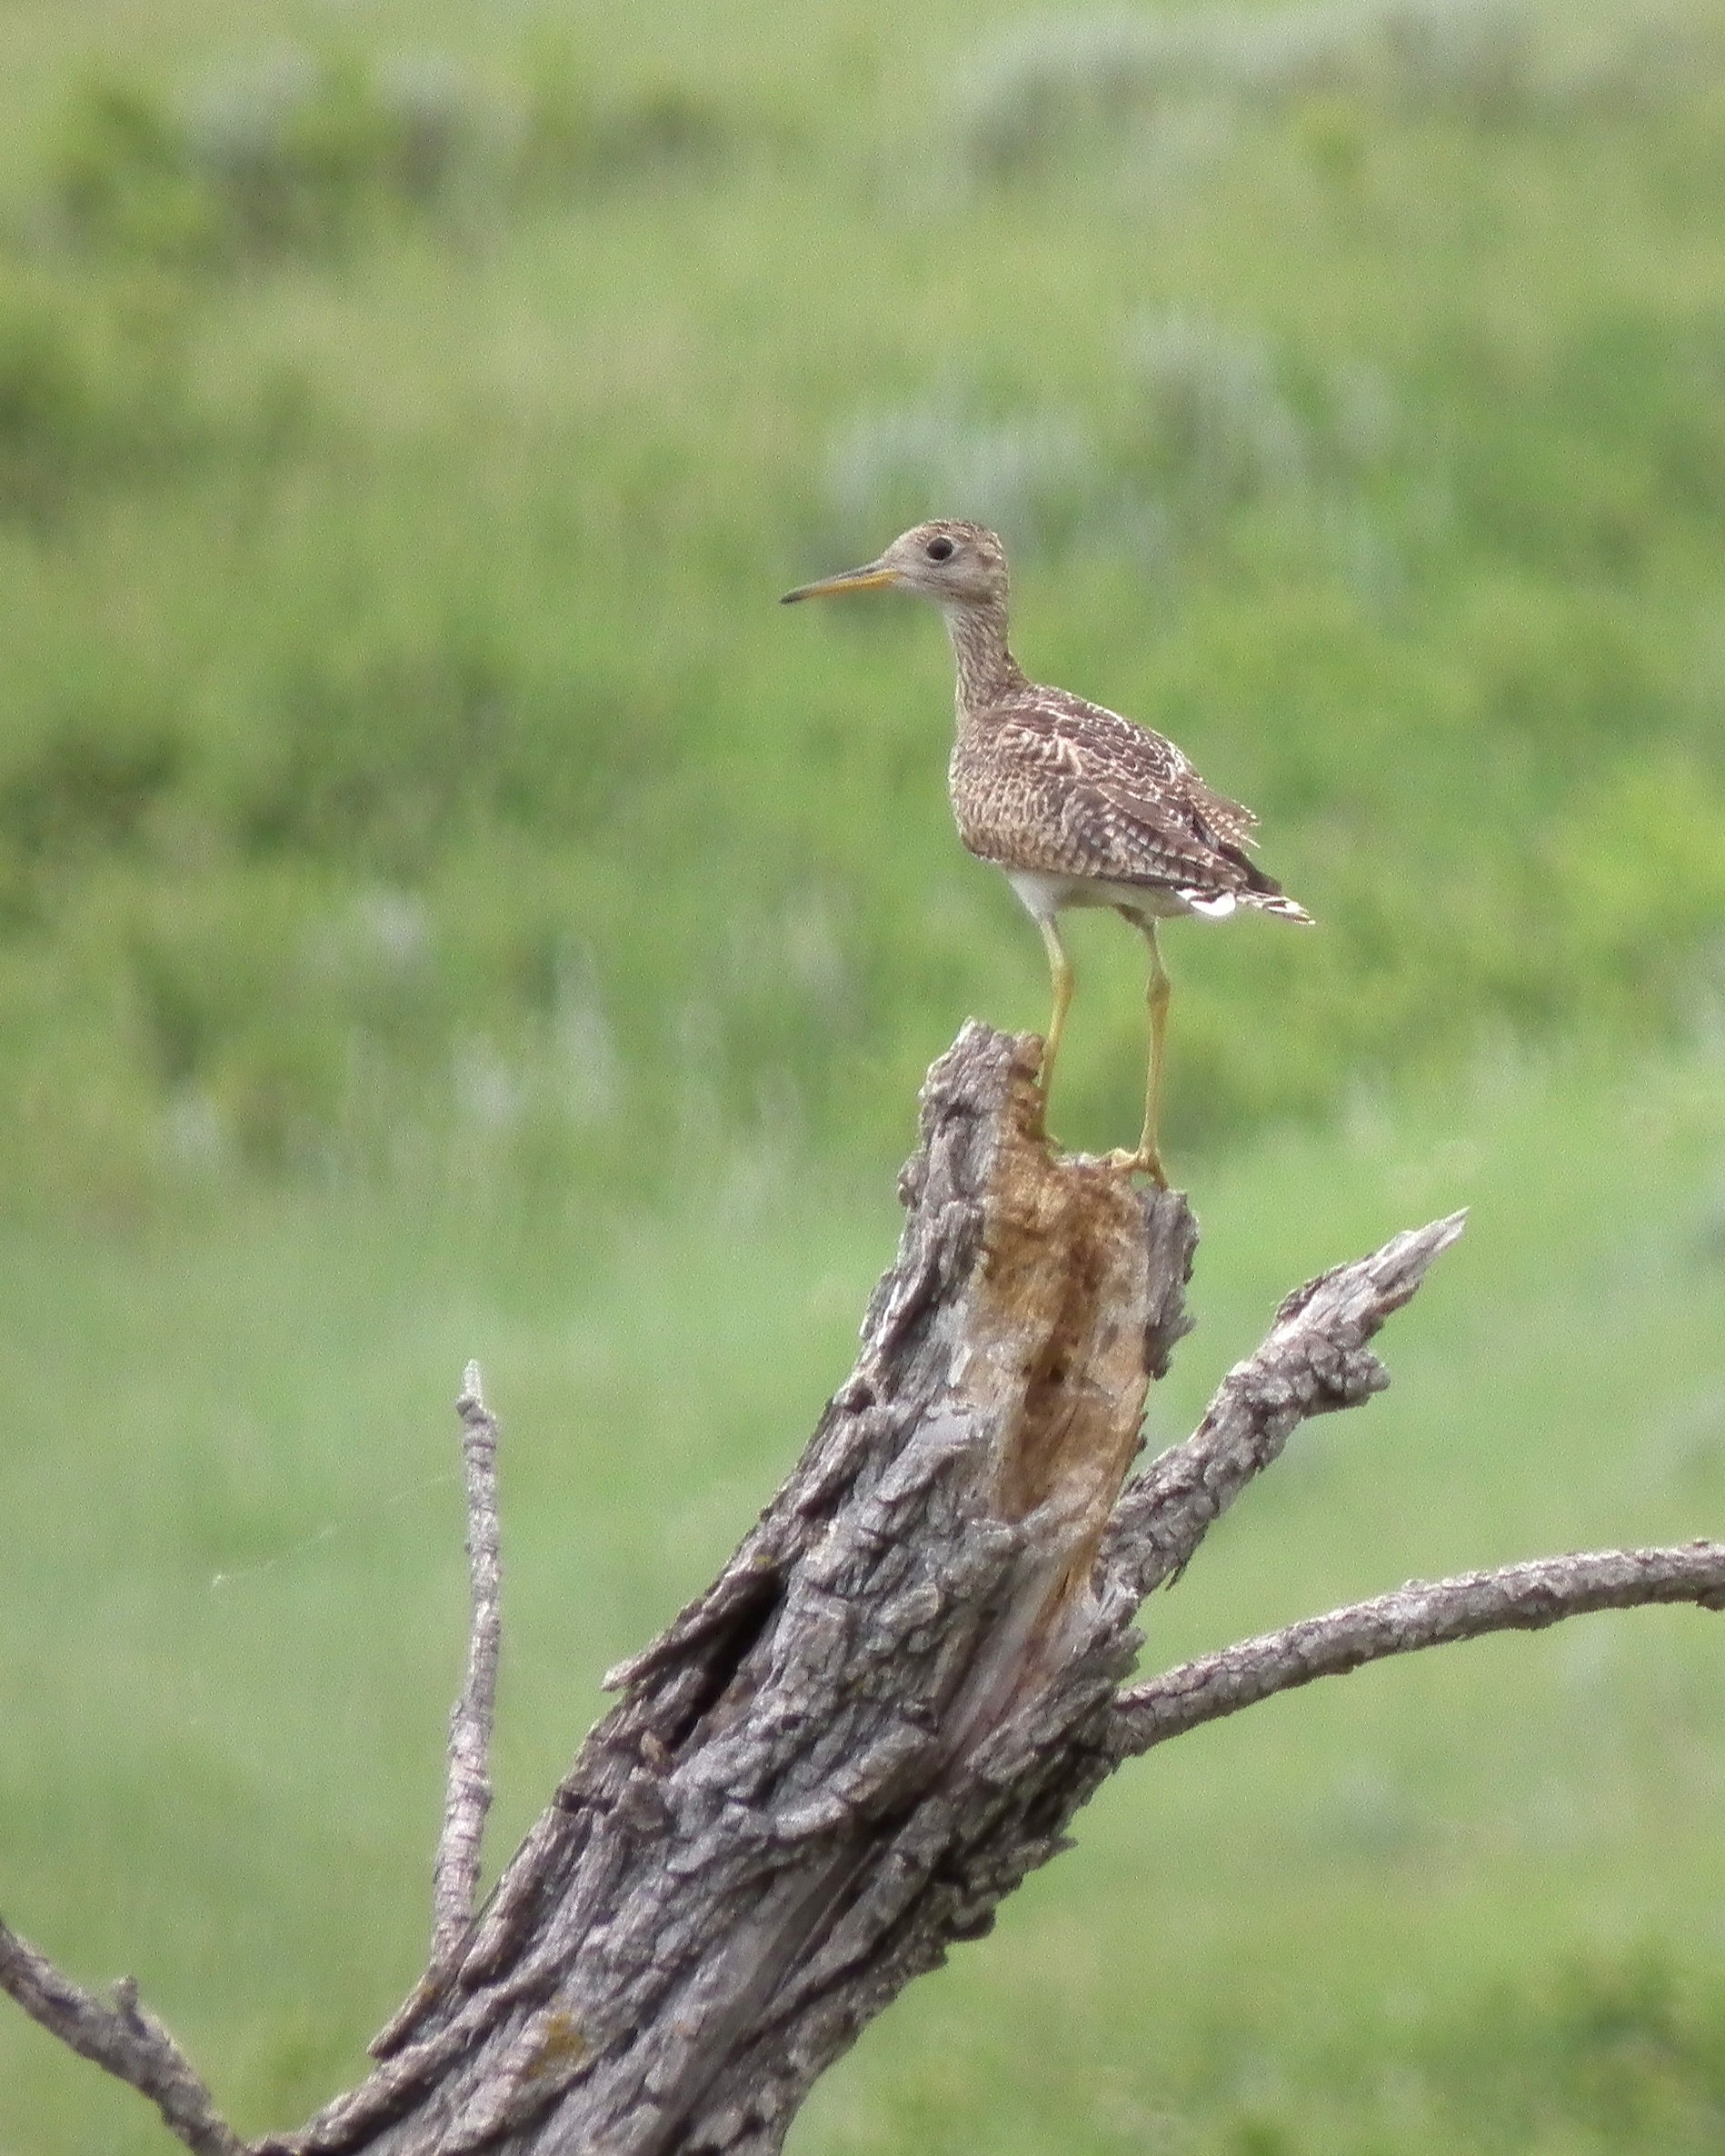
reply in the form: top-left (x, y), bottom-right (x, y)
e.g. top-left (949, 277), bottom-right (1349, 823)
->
top-left (782, 521), bottom-right (1008, 612)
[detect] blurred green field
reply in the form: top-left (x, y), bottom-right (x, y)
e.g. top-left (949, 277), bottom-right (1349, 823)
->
top-left (2, 0), bottom-right (1725, 2148)
top-left (3, 0), bottom-right (1725, 1198)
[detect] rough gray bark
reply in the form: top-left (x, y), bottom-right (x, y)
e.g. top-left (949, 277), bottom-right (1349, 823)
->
top-left (4, 1021), bottom-right (1722, 2156)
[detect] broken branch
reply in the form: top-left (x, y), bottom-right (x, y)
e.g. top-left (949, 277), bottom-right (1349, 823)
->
top-left (1102, 1211), bottom-right (1468, 1600)
top-left (0, 1918), bottom-right (244, 2156)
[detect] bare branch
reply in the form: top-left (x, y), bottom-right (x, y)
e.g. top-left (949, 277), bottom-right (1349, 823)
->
top-left (0, 1918), bottom-right (244, 2156)
top-left (1103, 1210), bottom-right (1467, 1600)
top-left (434, 1362), bottom-right (502, 1961)
top-left (1112, 1542), bottom-right (1725, 1755)
top-left (370, 1362), bottom-right (504, 2063)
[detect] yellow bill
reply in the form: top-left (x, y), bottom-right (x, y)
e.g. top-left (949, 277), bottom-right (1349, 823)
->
top-left (780, 560), bottom-right (902, 604)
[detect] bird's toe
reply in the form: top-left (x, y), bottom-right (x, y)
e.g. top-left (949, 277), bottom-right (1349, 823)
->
top-left (1105, 1144), bottom-right (1170, 1188)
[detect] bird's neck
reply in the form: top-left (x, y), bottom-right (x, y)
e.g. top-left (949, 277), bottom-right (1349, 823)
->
top-left (942, 598), bottom-right (1022, 712)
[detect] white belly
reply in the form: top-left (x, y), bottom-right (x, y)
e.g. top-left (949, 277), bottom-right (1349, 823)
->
top-left (1004, 867), bottom-right (1227, 925)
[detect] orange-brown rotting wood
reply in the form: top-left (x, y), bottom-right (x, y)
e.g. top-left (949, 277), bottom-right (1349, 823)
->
top-left (952, 1035), bottom-right (1190, 1616)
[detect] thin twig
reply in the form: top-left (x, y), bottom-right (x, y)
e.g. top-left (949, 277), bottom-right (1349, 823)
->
top-left (0, 1918), bottom-right (244, 2156)
top-left (1112, 1542), bottom-right (1725, 1755)
top-left (1103, 1211), bottom-right (1468, 1600)
top-left (432, 1360), bottom-right (503, 1966)
top-left (367, 1361), bottom-right (506, 2062)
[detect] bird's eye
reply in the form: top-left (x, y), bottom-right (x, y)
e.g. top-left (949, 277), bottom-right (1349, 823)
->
top-left (925, 536), bottom-right (955, 563)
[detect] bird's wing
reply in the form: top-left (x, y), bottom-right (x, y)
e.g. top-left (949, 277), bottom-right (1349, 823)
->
top-left (985, 689), bottom-right (1261, 891)
top-left (1187, 777), bottom-right (1259, 850)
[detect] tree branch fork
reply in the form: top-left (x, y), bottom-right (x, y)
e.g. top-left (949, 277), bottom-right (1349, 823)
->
top-left (3, 1023), bottom-right (1720, 2155)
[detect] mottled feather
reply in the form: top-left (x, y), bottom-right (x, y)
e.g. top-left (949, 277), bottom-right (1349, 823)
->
top-left (951, 682), bottom-right (1305, 918)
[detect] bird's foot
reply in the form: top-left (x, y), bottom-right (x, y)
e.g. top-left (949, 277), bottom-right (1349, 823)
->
top-left (1104, 1143), bottom-right (1170, 1189)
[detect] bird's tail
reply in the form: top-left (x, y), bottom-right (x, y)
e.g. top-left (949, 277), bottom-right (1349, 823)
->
top-left (1227, 848), bottom-right (1315, 925)
top-left (1242, 887), bottom-right (1315, 925)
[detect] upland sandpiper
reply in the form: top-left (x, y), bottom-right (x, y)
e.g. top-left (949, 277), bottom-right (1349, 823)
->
top-left (783, 519), bottom-right (1312, 1186)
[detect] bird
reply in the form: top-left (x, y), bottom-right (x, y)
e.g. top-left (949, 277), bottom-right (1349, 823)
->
top-left (783, 519), bottom-right (1311, 1186)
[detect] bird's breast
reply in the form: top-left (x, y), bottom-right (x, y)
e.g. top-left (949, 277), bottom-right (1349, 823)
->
top-left (947, 728), bottom-right (1031, 849)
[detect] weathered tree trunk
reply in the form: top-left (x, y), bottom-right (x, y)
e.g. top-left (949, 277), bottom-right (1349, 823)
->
top-left (5, 1022), bottom-right (1722, 2156)
top-left (280, 1023), bottom-right (1204, 2154)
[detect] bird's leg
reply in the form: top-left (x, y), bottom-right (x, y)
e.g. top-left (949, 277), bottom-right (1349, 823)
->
top-left (1109, 922), bottom-right (1171, 1187)
top-left (1032, 914), bottom-right (1073, 1143)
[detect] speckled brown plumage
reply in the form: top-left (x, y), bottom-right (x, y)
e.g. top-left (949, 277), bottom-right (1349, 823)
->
top-left (783, 519), bottom-right (1313, 1183)
top-left (926, 523), bottom-right (1308, 919)
top-left (950, 686), bottom-right (1309, 911)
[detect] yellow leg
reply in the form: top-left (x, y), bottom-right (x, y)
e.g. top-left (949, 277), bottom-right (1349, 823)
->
top-left (1110, 923), bottom-right (1171, 1186)
top-left (1034, 914), bottom-right (1073, 1140)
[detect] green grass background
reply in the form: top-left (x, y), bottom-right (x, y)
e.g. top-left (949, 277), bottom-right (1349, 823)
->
top-left (1, 0), bottom-right (1723, 2148)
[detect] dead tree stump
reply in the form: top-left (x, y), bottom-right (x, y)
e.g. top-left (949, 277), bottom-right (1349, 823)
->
top-left (5, 1022), bottom-right (1722, 2156)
